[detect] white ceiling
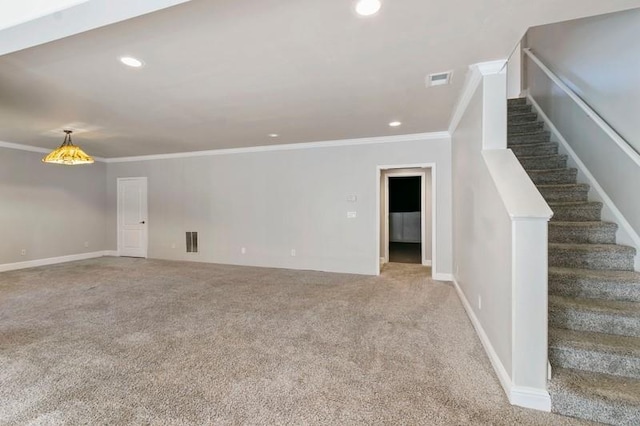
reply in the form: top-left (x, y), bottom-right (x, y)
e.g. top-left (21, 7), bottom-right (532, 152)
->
top-left (1, 0), bottom-right (639, 158)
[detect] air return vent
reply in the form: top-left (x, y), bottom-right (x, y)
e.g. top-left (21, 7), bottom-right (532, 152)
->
top-left (427, 71), bottom-right (452, 87)
top-left (186, 232), bottom-right (198, 253)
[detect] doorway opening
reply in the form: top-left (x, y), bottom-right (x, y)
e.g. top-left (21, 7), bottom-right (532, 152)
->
top-left (377, 165), bottom-right (434, 276)
top-left (388, 176), bottom-right (422, 264)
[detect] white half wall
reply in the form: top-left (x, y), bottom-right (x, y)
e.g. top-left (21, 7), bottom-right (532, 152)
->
top-left (0, 146), bottom-right (107, 265)
top-left (105, 137), bottom-right (452, 276)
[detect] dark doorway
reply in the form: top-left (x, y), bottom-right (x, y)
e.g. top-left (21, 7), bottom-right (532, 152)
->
top-left (388, 176), bottom-right (422, 264)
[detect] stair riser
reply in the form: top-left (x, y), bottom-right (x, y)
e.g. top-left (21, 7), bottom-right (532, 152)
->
top-left (520, 156), bottom-right (568, 171)
top-left (549, 226), bottom-right (616, 244)
top-left (549, 250), bottom-right (635, 270)
top-left (550, 306), bottom-right (640, 337)
top-left (529, 170), bottom-right (577, 185)
top-left (549, 347), bottom-right (640, 379)
top-left (508, 132), bottom-right (551, 145)
top-left (551, 387), bottom-right (640, 425)
top-left (508, 122), bottom-right (545, 134)
top-left (549, 276), bottom-right (640, 303)
top-left (507, 113), bottom-right (538, 123)
top-left (550, 206), bottom-right (602, 222)
top-left (539, 187), bottom-right (588, 202)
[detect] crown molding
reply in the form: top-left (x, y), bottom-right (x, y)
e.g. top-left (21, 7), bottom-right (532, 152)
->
top-left (104, 131), bottom-right (451, 163)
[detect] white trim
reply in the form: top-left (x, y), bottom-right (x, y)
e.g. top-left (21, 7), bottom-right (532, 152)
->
top-left (423, 260), bottom-right (432, 267)
top-left (0, 251), bottom-right (112, 273)
top-left (376, 164), bottom-right (437, 278)
top-left (449, 59), bottom-right (508, 136)
top-left (106, 132), bottom-right (450, 163)
top-left (452, 278), bottom-right (551, 411)
top-left (383, 170), bottom-right (427, 265)
top-left (527, 94), bottom-right (640, 264)
top-left (433, 273), bottom-right (452, 281)
top-left (524, 48), bottom-right (640, 168)
top-left (510, 387), bottom-right (551, 412)
top-left (1, 133), bottom-right (451, 165)
top-left (0, 140), bottom-right (107, 162)
top-left (103, 250), bottom-right (119, 257)
top-left (474, 59), bottom-right (508, 76)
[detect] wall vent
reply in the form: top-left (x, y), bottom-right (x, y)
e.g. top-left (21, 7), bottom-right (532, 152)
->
top-left (427, 71), bottom-right (452, 87)
top-left (186, 232), bottom-right (198, 253)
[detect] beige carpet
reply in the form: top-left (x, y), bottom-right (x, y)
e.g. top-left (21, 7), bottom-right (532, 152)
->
top-left (0, 257), bottom-right (588, 425)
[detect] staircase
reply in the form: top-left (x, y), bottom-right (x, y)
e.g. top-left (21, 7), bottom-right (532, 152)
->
top-left (508, 98), bottom-right (640, 425)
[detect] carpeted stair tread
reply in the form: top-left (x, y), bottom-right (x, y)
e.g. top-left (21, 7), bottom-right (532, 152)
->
top-left (508, 99), bottom-right (640, 423)
top-left (528, 168), bottom-right (577, 185)
top-left (549, 328), bottom-right (640, 378)
top-left (510, 143), bottom-right (558, 157)
top-left (549, 221), bottom-right (617, 244)
top-left (549, 243), bottom-right (636, 271)
top-left (548, 201), bottom-right (603, 222)
top-left (549, 267), bottom-right (640, 302)
top-left (517, 154), bottom-right (568, 171)
top-left (507, 111), bottom-right (538, 123)
top-left (549, 295), bottom-right (640, 337)
top-left (507, 98), bottom-right (527, 106)
top-left (549, 367), bottom-right (640, 425)
top-left (508, 121), bottom-right (545, 134)
top-left (508, 131), bottom-right (552, 145)
top-left (507, 104), bottom-right (533, 115)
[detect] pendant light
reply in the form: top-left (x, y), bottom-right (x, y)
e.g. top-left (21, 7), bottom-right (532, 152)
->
top-left (42, 130), bottom-right (94, 165)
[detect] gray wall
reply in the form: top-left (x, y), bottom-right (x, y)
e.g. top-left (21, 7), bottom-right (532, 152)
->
top-left (527, 9), bottom-right (640, 254)
top-left (106, 139), bottom-right (452, 276)
top-left (452, 84), bottom-right (513, 376)
top-left (0, 147), bottom-right (107, 264)
top-left (527, 8), bottom-right (640, 153)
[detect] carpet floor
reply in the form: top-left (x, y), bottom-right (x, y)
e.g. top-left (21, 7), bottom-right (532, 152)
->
top-left (0, 257), bottom-right (589, 425)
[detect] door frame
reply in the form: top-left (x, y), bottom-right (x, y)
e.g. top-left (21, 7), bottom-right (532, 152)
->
top-left (117, 177), bottom-right (148, 258)
top-left (376, 163), bottom-right (436, 277)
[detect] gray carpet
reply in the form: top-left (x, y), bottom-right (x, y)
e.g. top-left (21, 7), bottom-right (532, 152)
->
top-left (0, 257), bottom-right (587, 425)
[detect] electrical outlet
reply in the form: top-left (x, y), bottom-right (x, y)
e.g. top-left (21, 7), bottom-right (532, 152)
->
top-left (290, 249), bottom-right (296, 257)
top-left (241, 247), bottom-right (246, 254)
top-left (478, 296), bottom-right (482, 310)
top-left (20, 249), bottom-right (27, 256)
top-left (84, 241), bottom-right (89, 248)
top-left (347, 211), bottom-right (357, 219)
top-left (171, 243), bottom-right (176, 249)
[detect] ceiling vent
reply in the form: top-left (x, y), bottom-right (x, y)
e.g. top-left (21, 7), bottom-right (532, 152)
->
top-left (427, 71), bottom-right (452, 87)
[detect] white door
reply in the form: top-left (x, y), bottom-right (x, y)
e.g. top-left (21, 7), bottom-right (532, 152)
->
top-left (117, 177), bottom-right (148, 258)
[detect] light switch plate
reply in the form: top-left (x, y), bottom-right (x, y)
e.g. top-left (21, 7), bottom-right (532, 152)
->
top-left (347, 211), bottom-right (357, 219)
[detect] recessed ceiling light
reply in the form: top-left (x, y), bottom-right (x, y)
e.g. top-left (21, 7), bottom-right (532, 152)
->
top-left (389, 121), bottom-right (402, 127)
top-left (355, 0), bottom-right (381, 16)
top-left (119, 56), bottom-right (143, 68)
top-left (269, 133), bottom-right (279, 138)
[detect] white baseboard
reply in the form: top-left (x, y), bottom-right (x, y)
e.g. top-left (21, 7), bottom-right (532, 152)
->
top-left (433, 272), bottom-right (453, 281)
top-left (103, 250), bottom-right (119, 257)
top-left (452, 277), bottom-right (551, 412)
top-left (511, 387), bottom-right (552, 412)
top-left (527, 94), bottom-right (640, 270)
top-left (422, 259), bottom-right (432, 267)
top-left (0, 251), bottom-right (113, 273)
